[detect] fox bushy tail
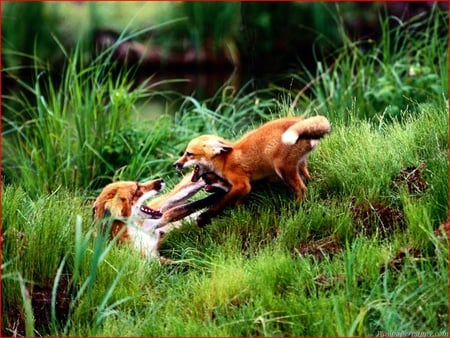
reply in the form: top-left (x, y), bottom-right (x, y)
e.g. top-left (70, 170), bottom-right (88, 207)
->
top-left (282, 115), bottom-right (331, 145)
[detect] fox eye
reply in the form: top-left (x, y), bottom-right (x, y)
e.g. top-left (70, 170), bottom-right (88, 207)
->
top-left (186, 152), bottom-right (193, 157)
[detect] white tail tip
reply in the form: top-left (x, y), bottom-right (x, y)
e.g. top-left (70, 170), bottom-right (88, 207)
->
top-left (281, 130), bottom-right (298, 145)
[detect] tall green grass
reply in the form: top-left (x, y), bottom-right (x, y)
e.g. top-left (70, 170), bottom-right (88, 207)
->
top-left (287, 5), bottom-right (447, 122)
top-left (1, 184), bottom-right (142, 336)
top-left (2, 23), bottom-right (184, 197)
top-left (2, 7), bottom-right (448, 337)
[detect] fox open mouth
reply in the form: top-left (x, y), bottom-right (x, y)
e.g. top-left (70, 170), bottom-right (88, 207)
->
top-left (139, 205), bottom-right (163, 219)
top-left (191, 165), bottom-right (202, 182)
top-left (204, 184), bottom-right (226, 193)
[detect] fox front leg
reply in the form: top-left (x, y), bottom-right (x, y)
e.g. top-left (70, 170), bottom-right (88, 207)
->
top-left (196, 178), bottom-right (251, 227)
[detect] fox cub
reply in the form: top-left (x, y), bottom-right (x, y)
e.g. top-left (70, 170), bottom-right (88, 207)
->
top-left (174, 115), bottom-right (331, 226)
top-left (93, 172), bottom-right (229, 260)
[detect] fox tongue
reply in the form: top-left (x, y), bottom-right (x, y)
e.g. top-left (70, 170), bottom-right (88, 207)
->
top-left (140, 205), bottom-right (162, 219)
top-left (191, 165), bottom-right (201, 182)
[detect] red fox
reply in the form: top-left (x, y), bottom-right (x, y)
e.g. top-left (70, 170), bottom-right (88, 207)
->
top-left (174, 115), bottom-right (331, 226)
top-left (93, 172), bottom-right (229, 260)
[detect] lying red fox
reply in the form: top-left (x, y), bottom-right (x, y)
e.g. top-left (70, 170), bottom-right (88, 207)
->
top-left (174, 115), bottom-right (331, 226)
top-left (93, 171), bottom-right (229, 261)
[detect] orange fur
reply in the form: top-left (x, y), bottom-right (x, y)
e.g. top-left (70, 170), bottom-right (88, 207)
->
top-left (93, 179), bottom-right (164, 242)
top-left (174, 116), bottom-right (331, 226)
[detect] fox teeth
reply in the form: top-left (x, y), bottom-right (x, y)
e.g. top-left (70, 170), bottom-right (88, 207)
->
top-left (140, 205), bottom-right (162, 219)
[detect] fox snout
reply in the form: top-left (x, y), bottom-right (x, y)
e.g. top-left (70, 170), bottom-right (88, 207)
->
top-left (153, 178), bottom-right (164, 191)
top-left (174, 161), bottom-right (184, 171)
top-left (139, 178), bottom-right (165, 193)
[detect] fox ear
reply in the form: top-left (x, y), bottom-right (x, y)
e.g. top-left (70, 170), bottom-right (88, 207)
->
top-left (206, 139), bottom-right (233, 155)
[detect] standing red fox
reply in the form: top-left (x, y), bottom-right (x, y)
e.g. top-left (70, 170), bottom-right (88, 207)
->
top-left (174, 115), bottom-right (331, 226)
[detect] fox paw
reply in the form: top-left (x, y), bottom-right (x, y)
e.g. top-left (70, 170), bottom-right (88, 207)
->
top-left (140, 205), bottom-right (163, 219)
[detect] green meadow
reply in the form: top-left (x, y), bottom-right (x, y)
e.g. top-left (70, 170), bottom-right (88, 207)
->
top-left (2, 7), bottom-right (448, 336)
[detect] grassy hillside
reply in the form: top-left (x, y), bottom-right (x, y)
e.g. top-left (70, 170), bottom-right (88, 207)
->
top-left (2, 7), bottom-right (448, 337)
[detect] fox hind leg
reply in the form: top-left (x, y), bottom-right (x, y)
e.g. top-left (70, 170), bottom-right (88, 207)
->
top-left (298, 160), bottom-right (311, 181)
top-left (275, 163), bottom-right (307, 201)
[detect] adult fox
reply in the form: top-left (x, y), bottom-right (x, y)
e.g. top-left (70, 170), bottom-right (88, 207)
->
top-left (174, 115), bottom-right (331, 226)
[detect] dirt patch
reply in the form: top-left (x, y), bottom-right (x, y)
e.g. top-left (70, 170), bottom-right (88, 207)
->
top-left (350, 199), bottom-right (405, 237)
top-left (380, 248), bottom-right (422, 275)
top-left (2, 305), bottom-right (25, 337)
top-left (434, 221), bottom-right (449, 240)
top-left (391, 161), bottom-right (428, 195)
top-left (30, 275), bottom-right (71, 333)
top-left (3, 275), bottom-right (72, 337)
top-left (6, 276), bottom-right (70, 337)
top-left (294, 235), bottom-right (343, 261)
top-left (349, 162), bottom-right (431, 238)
